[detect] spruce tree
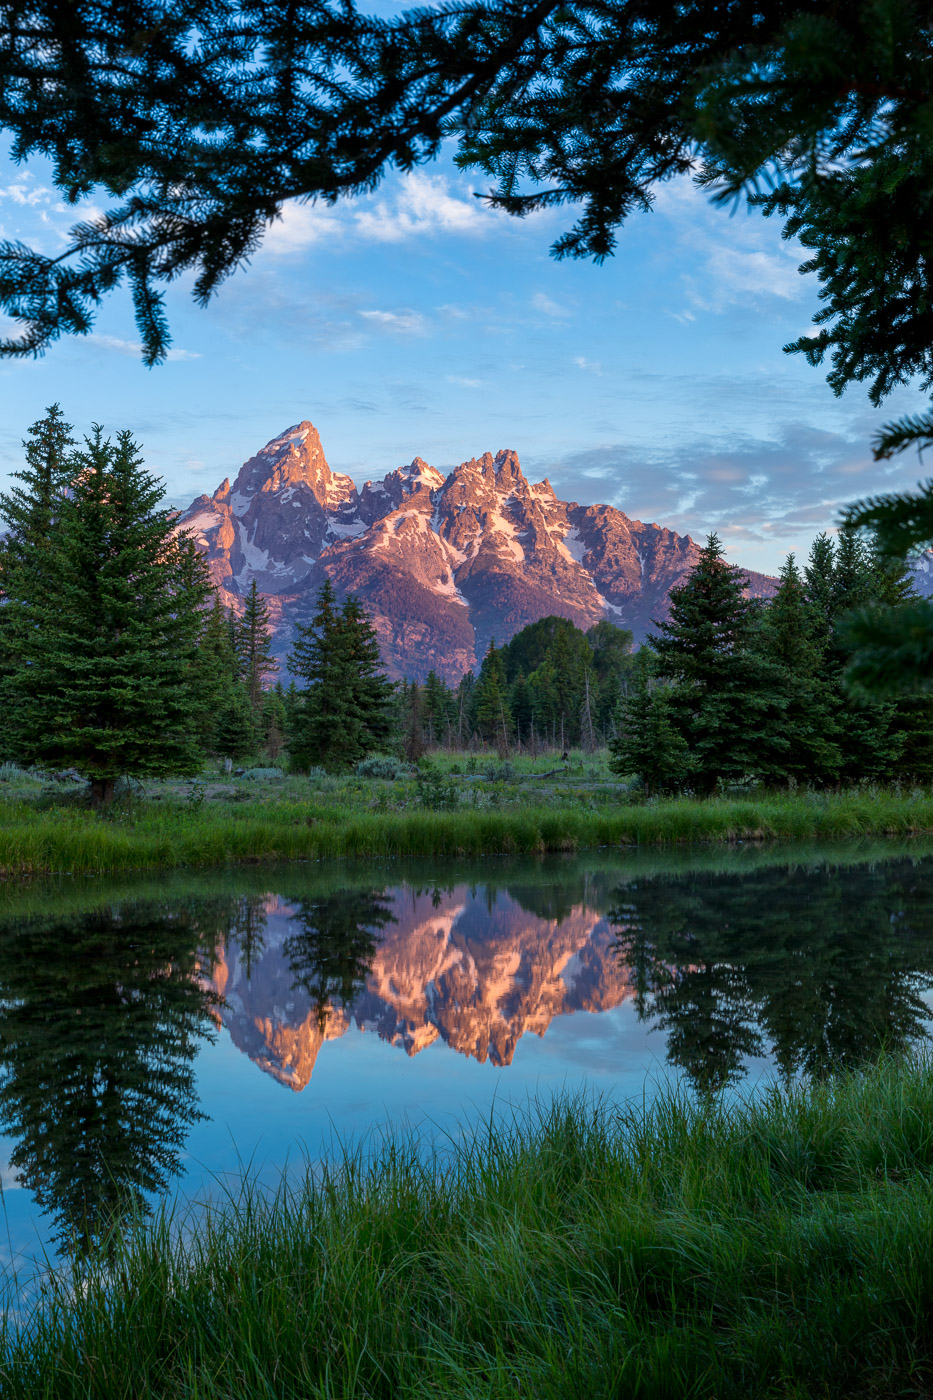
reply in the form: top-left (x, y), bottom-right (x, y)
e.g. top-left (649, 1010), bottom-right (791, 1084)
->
top-left (0, 405), bottom-right (75, 752)
top-left (6, 427), bottom-right (212, 801)
top-left (608, 651), bottom-right (693, 795)
top-left (805, 529), bottom-right (904, 781)
top-left (262, 684), bottom-right (288, 763)
top-left (403, 681), bottom-right (426, 762)
top-left (214, 687), bottom-right (259, 763)
top-left (192, 594), bottom-right (249, 758)
top-left (288, 583), bottom-right (391, 771)
top-left (759, 554), bottom-right (841, 783)
top-left (236, 580), bottom-right (278, 709)
top-left (473, 640), bottom-right (512, 750)
top-left (339, 593), bottom-right (393, 755)
top-left (651, 534), bottom-right (788, 793)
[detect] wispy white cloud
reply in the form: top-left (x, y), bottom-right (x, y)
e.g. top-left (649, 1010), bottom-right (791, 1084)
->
top-left (447, 374), bottom-right (485, 388)
top-left (652, 176), bottom-right (808, 318)
top-left (265, 171), bottom-right (501, 256)
top-left (531, 291), bottom-right (572, 319)
top-left (358, 308), bottom-right (428, 335)
top-left (84, 334), bottom-right (201, 361)
top-left (573, 355), bottom-right (603, 375)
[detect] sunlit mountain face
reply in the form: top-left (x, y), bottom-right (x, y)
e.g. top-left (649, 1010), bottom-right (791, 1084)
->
top-left (178, 420), bottom-right (777, 680)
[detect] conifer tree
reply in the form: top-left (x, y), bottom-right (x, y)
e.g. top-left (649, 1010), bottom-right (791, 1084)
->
top-left (0, 405), bottom-right (75, 751)
top-left (192, 594), bottom-right (247, 757)
top-left (288, 582), bottom-right (391, 770)
top-left (403, 680), bottom-right (426, 762)
top-left (760, 554), bottom-right (841, 783)
top-left (262, 684), bottom-right (288, 762)
top-left (804, 529), bottom-right (903, 781)
top-left (236, 579), bottom-right (278, 709)
top-left (608, 651), bottom-right (693, 795)
top-left (423, 669), bottom-right (455, 747)
top-left (4, 427), bottom-right (211, 802)
top-left (214, 687), bottom-right (259, 763)
top-left (651, 534), bottom-right (788, 793)
top-left (473, 639), bottom-right (512, 750)
top-left (339, 593), bottom-right (393, 754)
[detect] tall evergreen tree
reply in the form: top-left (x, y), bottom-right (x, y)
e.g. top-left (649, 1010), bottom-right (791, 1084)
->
top-left (0, 405), bottom-right (75, 751)
top-left (759, 554), bottom-right (841, 783)
top-left (192, 593), bottom-right (249, 758)
top-left (340, 593), bottom-right (393, 754)
top-left (236, 579), bottom-right (278, 709)
top-left (651, 534), bottom-right (788, 793)
top-left (288, 583), bottom-right (391, 771)
top-left (608, 650), bottom-right (693, 795)
top-left (4, 427), bottom-right (211, 802)
top-left (473, 639), bottom-right (512, 750)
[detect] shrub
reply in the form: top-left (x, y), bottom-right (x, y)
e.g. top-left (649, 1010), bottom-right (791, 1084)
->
top-left (357, 754), bottom-right (407, 780)
top-left (415, 761), bottom-right (459, 811)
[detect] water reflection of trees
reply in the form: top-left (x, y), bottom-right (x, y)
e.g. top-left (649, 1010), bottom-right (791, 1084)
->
top-left (283, 890), bottom-right (395, 1030)
top-left (610, 860), bottom-right (933, 1093)
top-left (0, 902), bottom-right (221, 1257)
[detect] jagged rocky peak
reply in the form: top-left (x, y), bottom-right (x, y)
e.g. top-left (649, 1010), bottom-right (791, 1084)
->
top-left (179, 415), bottom-right (778, 681)
top-left (232, 421), bottom-right (357, 511)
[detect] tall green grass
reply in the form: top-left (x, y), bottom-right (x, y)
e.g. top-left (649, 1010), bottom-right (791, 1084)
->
top-left (2, 788), bottom-right (933, 875)
top-left (5, 1057), bottom-right (933, 1398)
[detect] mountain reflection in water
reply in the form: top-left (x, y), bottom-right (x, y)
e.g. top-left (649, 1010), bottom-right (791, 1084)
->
top-left (2, 850), bottom-right (933, 1259)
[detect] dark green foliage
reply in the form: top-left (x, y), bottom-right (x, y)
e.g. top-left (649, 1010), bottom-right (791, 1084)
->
top-left (402, 680), bottom-right (426, 762)
top-left (2, 425), bottom-right (211, 802)
top-left (759, 553), bottom-right (840, 783)
top-left (608, 652), bottom-right (692, 796)
top-left (458, 616), bottom-right (634, 749)
top-left (235, 580), bottom-right (278, 709)
top-left (288, 582), bottom-right (393, 772)
top-left (472, 639), bottom-right (512, 750)
top-left (261, 684), bottom-right (288, 762)
top-left (619, 530), bottom-right (933, 791)
top-left (650, 535), bottom-right (788, 793)
top-left (192, 594), bottom-right (252, 759)
top-left (214, 687), bottom-right (259, 763)
top-left (0, 404), bottom-right (75, 757)
top-left (422, 669), bottom-right (456, 746)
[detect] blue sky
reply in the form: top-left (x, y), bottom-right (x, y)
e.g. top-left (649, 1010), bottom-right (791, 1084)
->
top-left (0, 144), bottom-right (926, 574)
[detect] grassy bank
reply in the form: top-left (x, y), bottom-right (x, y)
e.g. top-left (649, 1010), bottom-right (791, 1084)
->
top-left (5, 1057), bottom-right (933, 1398)
top-left (3, 780), bottom-right (933, 876)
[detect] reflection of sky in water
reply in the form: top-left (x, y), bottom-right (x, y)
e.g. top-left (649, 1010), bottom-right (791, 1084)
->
top-left (2, 844), bottom-right (933, 1281)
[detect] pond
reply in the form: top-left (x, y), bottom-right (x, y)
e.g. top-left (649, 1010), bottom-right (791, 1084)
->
top-left (3, 839), bottom-right (933, 1275)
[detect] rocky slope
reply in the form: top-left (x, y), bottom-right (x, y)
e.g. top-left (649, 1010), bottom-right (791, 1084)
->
top-left (180, 420), bottom-right (776, 681)
top-left (209, 885), bottom-right (633, 1092)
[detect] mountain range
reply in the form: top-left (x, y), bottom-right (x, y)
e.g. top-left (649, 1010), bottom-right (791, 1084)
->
top-left (179, 420), bottom-right (777, 682)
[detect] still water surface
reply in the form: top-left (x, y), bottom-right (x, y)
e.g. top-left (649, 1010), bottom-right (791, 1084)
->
top-left (3, 841), bottom-right (933, 1271)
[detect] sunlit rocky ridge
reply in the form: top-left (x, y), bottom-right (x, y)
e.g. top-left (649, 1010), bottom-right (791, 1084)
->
top-left (179, 420), bottom-right (777, 681)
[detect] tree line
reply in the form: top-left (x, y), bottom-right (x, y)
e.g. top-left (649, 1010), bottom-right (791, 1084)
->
top-left (3, 406), bottom-right (930, 799)
top-left (610, 533), bottom-right (933, 795)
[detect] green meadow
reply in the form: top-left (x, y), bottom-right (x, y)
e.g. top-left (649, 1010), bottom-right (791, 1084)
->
top-left (3, 756), bottom-right (933, 875)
